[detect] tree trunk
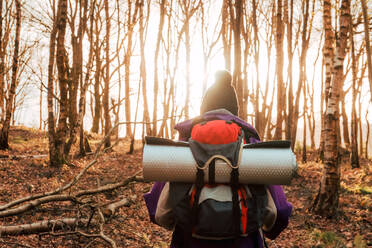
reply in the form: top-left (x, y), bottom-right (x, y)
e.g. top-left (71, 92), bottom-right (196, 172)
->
top-left (365, 108), bottom-right (370, 159)
top-left (178, 0), bottom-right (200, 120)
top-left (79, 0), bottom-right (94, 156)
top-left (111, 0), bottom-right (122, 138)
top-left (128, 64), bottom-right (142, 155)
top-left (39, 73), bottom-right (43, 130)
top-left (0, 0), bottom-right (4, 120)
top-left (285, 0), bottom-right (294, 141)
top-left (302, 78), bottom-right (307, 163)
top-left (350, 20), bottom-right (359, 168)
top-left (358, 90), bottom-right (363, 155)
top-left (251, 0), bottom-right (260, 130)
top-left (340, 90), bottom-right (350, 149)
top-left (0, 0), bottom-right (21, 150)
top-left (312, 0), bottom-right (350, 217)
top-left (308, 31), bottom-right (322, 151)
top-left (91, 12), bottom-right (102, 134)
top-left (308, 106), bottom-right (316, 150)
top-left (184, 11), bottom-right (190, 120)
top-left (261, 2), bottom-right (276, 139)
top-left (103, 0), bottom-right (111, 148)
top-left (231, 0), bottom-right (243, 118)
top-left (308, 78), bottom-right (316, 150)
top-left (241, 3), bottom-right (250, 122)
top-left (273, 0), bottom-right (285, 140)
top-left (66, 0), bottom-right (89, 156)
top-left (319, 0), bottom-right (335, 160)
top-left (67, 36), bottom-right (79, 155)
top-left (290, 0), bottom-right (310, 149)
top-left (360, 0), bottom-right (372, 100)
top-left (50, 0), bottom-right (69, 166)
top-left (159, 0), bottom-right (180, 137)
top-left (152, 0), bottom-right (166, 136)
top-left (139, 1), bottom-right (151, 137)
top-left (47, 1), bottom-right (58, 166)
top-left (221, 0), bottom-right (231, 70)
top-left (124, 1), bottom-right (139, 138)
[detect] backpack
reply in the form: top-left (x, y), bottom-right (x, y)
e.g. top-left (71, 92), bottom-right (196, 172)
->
top-left (155, 119), bottom-right (277, 240)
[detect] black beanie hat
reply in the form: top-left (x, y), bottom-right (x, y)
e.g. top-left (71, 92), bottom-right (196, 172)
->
top-left (200, 70), bottom-right (239, 116)
top-left (215, 70), bottom-right (232, 85)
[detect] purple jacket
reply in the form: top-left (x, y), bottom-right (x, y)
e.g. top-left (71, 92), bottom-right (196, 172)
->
top-left (144, 110), bottom-right (292, 248)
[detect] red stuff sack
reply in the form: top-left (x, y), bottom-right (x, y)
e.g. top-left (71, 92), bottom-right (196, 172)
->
top-left (191, 120), bottom-right (242, 145)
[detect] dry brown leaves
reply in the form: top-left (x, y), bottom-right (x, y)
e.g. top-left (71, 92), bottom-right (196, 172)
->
top-left (0, 127), bottom-right (371, 247)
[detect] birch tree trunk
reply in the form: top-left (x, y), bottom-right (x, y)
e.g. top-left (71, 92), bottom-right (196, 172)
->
top-left (319, 0), bottom-right (335, 161)
top-left (312, 0), bottom-right (350, 217)
top-left (0, 0), bottom-right (21, 150)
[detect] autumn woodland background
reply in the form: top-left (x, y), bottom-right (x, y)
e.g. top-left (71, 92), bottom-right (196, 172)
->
top-left (0, 0), bottom-right (371, 247)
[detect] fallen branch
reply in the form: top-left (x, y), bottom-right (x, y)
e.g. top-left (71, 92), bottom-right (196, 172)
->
top-left (0, 218), bottom-right (87, 236)
top-left (0, 122), bottom-right (123, 212)
top-left (75, 170), bottom-right (143, 198)
top-left (103, 198), bottom-right (130, 217)
top-left (97, 207), bottom-right (117, 248)
top-left (0, 195), bottom-right (77, 218)
top-left (44, 208), bottom-right (118, 248)
top-left (0, 171), bottom-right (142, 218)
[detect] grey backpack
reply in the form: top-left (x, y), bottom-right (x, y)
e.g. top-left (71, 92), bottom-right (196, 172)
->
top-left (155, 120), bottom-right (277, 240)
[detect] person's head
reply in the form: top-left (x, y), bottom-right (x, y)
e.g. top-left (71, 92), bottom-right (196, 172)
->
top-left (214, 70), bottom-right (232, 86)
top-left (200, 70), bottom-right (239, 116)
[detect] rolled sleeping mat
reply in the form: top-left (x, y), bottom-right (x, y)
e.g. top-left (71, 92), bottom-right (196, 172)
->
top-left (142, 137), bottom-right (298, 185)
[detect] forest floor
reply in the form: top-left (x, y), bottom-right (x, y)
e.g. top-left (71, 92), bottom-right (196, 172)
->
top-left (0, 126), bottom-right (371, 248)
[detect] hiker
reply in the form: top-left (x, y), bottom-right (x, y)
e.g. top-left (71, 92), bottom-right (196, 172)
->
top-left (144, 70), bottom-right (292, 248)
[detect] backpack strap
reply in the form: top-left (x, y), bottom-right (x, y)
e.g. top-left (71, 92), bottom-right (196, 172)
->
top-left (230, 166), bottom-right (240, 238)
top-left (191, 167), bottom-right (204, 229)
top-left (208, 159), bottom-right (216, 184)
